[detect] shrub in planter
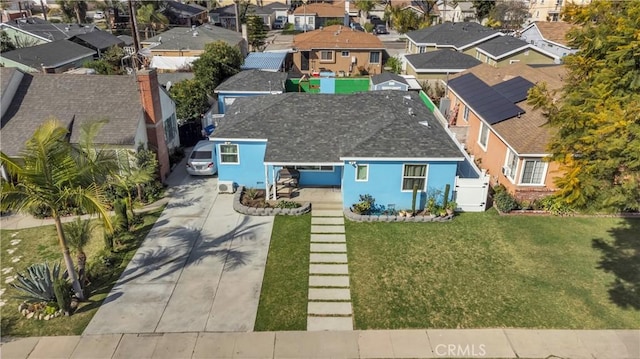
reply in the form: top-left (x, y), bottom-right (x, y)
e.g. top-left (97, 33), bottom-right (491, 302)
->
top-left (276, 200), bottom-right (301, 209)
top-left (494, 189), bottom-right (518, 213)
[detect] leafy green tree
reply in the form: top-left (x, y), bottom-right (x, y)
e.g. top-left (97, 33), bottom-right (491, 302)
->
top-left (0, 30), bottom-right (15, 52)
top-left (386, 5), bottom-right (422, 34)
top-left (384, 55), bottom-right (402, 74)
top-left (192, 41), bottom-right (243, 98)
top-left (136, 3), bottom-right (169, 40)
top-left (488, 0), bottom-right (529, 30)
top-left (354, 0), bottom-right (378, 22)
top-left (169, 78), bottom-right (209, 122)
top-left (1, 120), bottom-right (114, 300)
top-left (246, 15), bottom-right (267, 51)
top-left (527, 0), bottom-right (640, 211)
top-left (56, 0), bottom-right (87, 23)
top-left (84, 46), bottom-right (126, 74)
top-left (472, 0), bottom-right (495, 20)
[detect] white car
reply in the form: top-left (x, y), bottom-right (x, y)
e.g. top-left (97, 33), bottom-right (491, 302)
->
top-left (93, 11), bottom-right (105, 20)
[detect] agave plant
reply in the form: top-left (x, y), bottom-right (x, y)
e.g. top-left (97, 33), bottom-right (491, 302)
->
top-left (11, 262), bottom-right (61, 303)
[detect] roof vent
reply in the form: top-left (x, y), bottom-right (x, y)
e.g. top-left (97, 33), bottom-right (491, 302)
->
top-left (408, 107), bottom-right (415, 116)
top-left (419, 121), bottom-right (430, 128)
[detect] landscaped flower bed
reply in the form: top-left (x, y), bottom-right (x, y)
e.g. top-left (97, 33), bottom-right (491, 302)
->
top-left (344, 208), bottom-right (453, 222)
top-left (233, 186), bottom-right (311, 216)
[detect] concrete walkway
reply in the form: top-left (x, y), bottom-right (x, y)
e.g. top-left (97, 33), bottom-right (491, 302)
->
top-left (83, 168), bottom-right (275, 334)
top-left (1, 329), bottom-right (638, 358)
top-left (308, 202), bottom-right (353, 331)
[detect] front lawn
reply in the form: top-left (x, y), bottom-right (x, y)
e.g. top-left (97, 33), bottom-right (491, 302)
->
top-left (254, 214), bottom-right (310, 331)
top-left (0, 208), bottom-right (163, 337)
top-left (347, 210), bottom-right (640, 329)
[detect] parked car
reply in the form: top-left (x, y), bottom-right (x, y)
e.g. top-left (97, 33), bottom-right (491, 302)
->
top-left (93, 11), bottom-right (105, 20)
top-left (350, 23), bottom-right (364, 32)
top-left (272, 16), bottom-right (287, 29)
top-left (374, 24), bottom-right (388, 35)
top-left (186, 140), bottom-right (217, 176)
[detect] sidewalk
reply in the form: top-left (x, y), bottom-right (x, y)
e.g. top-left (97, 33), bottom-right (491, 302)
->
top-left (1, 329), bottom-right (638, 358)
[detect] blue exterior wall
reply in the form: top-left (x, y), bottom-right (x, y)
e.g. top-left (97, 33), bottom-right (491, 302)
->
top-left (371, 81), bottom-right (409, 91)
top-left (268, 165), bottom-right (342, 186)
top-left (213, 140), bottom-right (267, 188)
top-left (217, 92), bottom-right (270, 114)
top-left (342, 160), bottom-right (459, 210)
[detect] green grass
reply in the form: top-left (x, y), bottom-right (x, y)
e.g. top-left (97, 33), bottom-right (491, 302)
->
top-left (346, 210), bottom-right (640, 329)
top-left (254, 214), bottom-right (310, 331)
top-left (1, 208), bottom-right (163, 337)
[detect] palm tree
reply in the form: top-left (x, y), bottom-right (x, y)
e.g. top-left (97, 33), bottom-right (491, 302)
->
top-left (354, 0), bottom-right (378, 24)
top-left (1, 119), bottom-right (114, 300)
top-left (64, 218), bottom-right (96, 290)
top-left (136, 3), bottom-right (169, 40)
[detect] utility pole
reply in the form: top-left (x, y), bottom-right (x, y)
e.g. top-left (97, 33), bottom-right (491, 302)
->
top-left (234, 0), bottom-right (240, 32)
top-left (128, 0), bottom-right (141, 69)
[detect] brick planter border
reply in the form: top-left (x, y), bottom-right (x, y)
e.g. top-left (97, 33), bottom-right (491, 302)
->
top-left (233, 186), bottom-right (311, 216)
top-left (343, 208), bottom-right (453, 222)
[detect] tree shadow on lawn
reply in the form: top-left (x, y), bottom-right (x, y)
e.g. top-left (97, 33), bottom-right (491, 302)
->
top-left (592, 218), bottom-right (640, 310)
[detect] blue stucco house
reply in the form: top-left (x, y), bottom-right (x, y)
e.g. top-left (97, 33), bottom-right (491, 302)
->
top-left (213, 69), bottom-right (287, 114)
top-left (210, 91), bottom-right (465, 210)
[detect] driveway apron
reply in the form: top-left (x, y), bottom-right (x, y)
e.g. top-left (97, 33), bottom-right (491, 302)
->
top-left (83, 175), bottom-right (274, 334)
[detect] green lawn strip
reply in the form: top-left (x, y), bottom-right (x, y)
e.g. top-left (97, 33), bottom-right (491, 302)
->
top-left (1, 208), bottom-right (163, 337)
top-left (254, 214), bottom-right (310, 331)
top-left (346, 212), bottom-right (640, 329)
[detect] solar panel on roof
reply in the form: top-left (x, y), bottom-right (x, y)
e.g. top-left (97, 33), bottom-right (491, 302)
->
top-left (448, 73), bottom-right (524, 125)
top-left (491, 76), bottom-right (534, 103)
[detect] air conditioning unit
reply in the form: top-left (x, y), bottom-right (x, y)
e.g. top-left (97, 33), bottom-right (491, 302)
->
top-left (217, 181), bottom-right (235, 194)
top-left (501, 166), bottom-right (511, 177)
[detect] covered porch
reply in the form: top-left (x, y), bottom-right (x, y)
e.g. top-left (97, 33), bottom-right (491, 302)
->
top-left (263, 163), bottom-right (343, 202)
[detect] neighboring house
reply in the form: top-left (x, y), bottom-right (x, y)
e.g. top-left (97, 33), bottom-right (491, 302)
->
top-left (436, 0), bottom-right (455, 23)
top-left (0, 39), bottom-right (95, 73)
top-left (370, 72), bottom-right (409, 91)
top-left (292, 2), bottom-right (345, 31)
top-left (210, 91), bottom-right (465, 210)
top-left (528, 0), bottom-right (591, 22)
top-left (69, 31), bottom-right (125, 58)
top-left (0, 17), bottom-right (100, 47)
top-left (519, 21), bottom-right (577, 59)
top-left (140, 24), bottom-right (247, 70)
top-left (0, 67), bottom-right (180, 182)
top-left (292, 25), bottom-right (385, 75)
top-left (444, 63), bottom-right (566, 201)
top-left (405, 49), bottom-right (481, 80)
top-left (474, 35), bottom-right (560, 66)
top-left (452, 2), bottom-right (478, 23)
top-left (405, 22), bottom-right (502, 56)
top-left (209, 2), bottom-right (288, 30)
top-left (164, 0), bottom-right (209, 27)
top-left (213, 69), bottom-right (287, 114)
top-left (241, 52), bottom-right (289, 72)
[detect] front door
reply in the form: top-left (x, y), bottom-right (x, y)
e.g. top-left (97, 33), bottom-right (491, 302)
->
top-left (301, 51), bottom-right (310, 71)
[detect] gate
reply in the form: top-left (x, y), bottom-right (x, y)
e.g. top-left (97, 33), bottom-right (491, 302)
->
top-left (453, 174), bottom-right (490, 212)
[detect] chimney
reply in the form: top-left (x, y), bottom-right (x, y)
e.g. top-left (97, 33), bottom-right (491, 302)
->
top-left (136, 69), bottom-right (171, 182)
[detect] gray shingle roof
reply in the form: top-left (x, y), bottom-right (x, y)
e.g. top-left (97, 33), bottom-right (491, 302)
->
top-left (212, 91), bottom-right (463, 162)
top-left (0, 67), bottom-right (19, 99)
top-left (370, 72), bottom-right (409, 86)
top-left (476, 36), bottom-right (529, 58)
top-left (215, 70), bottom-right (288, 93)
top-left (165, 0), bottom-right (207, 17)
top-left (1, 72), bottom-right (144, 157)
top-left (70, 31), bottom-right (124, 51)
top-left (0, 18), bottom-right (99, 41)
top-left (405, 49), bottom-right (481, 71)
top-left (406, 22), bottom-right (501, 49)
top-left (142, 25), bottom-right (243, 51)
top-left (0, 40), bottom-right (95, 70)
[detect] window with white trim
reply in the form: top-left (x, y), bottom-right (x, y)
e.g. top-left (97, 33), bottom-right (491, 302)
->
top-left (293, 165), bottom-right (333, 171)
top-left (320, 50), bottom-right (334, 62)
top-left (369, 51), bottom-right (381, 64)
top-left (478, 122), bottom-right (489, 149)
top-left (419, 46), bottom-right (426, 53)
top-left (402, 164), bottom-right (427, 191)
top-left (341, 51), bottom-right (349, 57)
top-left (504, 149), bottom-right (517, 181)
top-left (520, 159), bottom-right (546, 184)
top-left (463, 106), bottom-right (469, 122)
top-left (220, 144), bottom-right (239, 164)
top-left (355, 164), bottom-right (368, 181)
top-left (164, 113), bottom-right (177, 144)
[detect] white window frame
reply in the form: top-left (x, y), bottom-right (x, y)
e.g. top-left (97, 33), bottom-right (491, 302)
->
top-left (478, 122), bottom-right (489, 151)
top-left (320, 50), bottom-right (334, 62)
top-left (504, 149), bottom-right (518, 183)
top-left (519, 159), bottom-right (547, 185)
top-left (219, 144), bottom-right (239, 164)
top-left (369, 51), bottom-right (381, 64)
top-left (401, 164), bottom-right (428, 192)
top-left (355, 164), bottom-right (368, 182)
top-left (463, 106), bottom-right (469, 122)
top-left (292, 165), bottom-right (334, 172)
top-left (341, 51), bottom-right (349, 57)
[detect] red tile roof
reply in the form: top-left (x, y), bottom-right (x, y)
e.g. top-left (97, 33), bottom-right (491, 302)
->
top-left (293, 25), bottom-right (384, 50)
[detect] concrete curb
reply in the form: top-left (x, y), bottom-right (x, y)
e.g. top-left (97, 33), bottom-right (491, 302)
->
top-left (233, 186), bottom-right (311, 216)
top-left (343, 208), bottom-right (453, 222)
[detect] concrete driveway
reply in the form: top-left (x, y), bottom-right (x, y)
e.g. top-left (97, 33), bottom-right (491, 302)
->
top-left (83, 165), bottom-right (274, 334)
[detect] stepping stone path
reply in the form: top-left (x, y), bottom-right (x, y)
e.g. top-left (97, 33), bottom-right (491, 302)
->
top-left (11, 256), bottom-right (22, 263)
top-left (307, 203), bottom-right (353, 331)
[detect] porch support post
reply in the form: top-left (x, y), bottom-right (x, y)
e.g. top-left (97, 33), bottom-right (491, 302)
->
top-left (264, 164), bottom-right (270, 200)
top-left (272, 167), bottom-right (277, 200)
